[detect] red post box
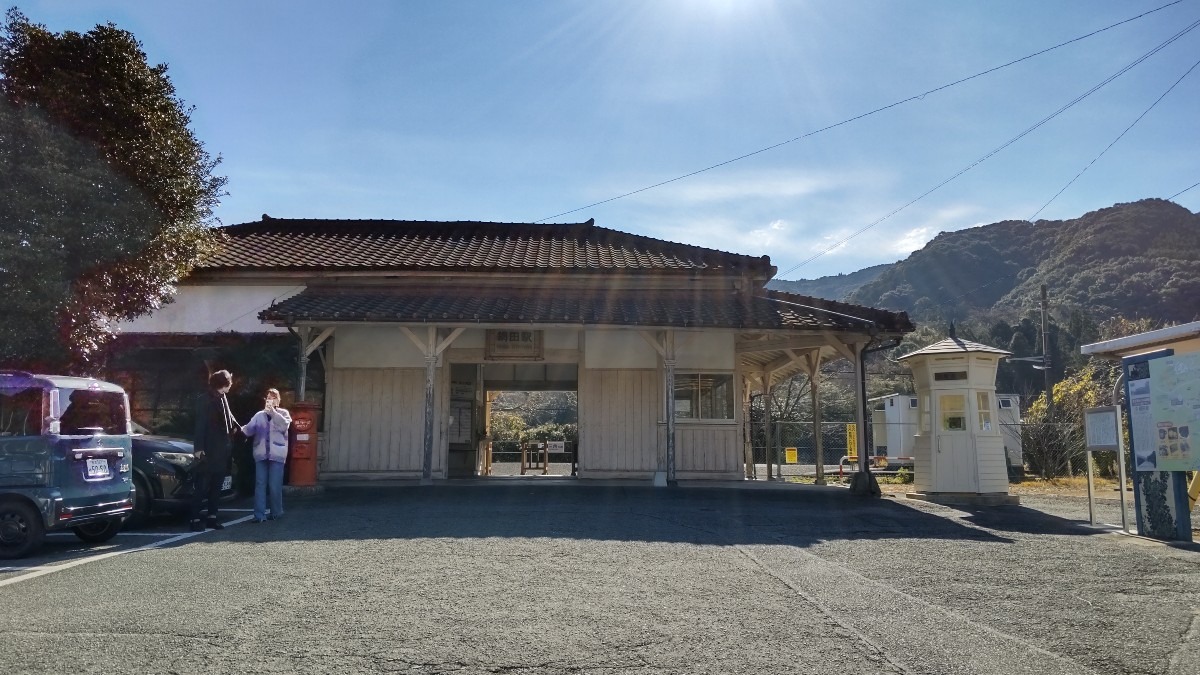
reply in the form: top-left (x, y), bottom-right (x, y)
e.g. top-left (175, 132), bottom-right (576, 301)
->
top-left (288, 401), bottom-right (321, 486)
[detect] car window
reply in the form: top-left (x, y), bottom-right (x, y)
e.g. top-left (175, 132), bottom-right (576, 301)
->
top-left (0, 386), bottom-right (43, 437)
top-left (59, 389), bottom-right (127, 435)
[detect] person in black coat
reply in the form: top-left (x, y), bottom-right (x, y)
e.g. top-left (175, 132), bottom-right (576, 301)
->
top-left (190, 369), bottom-right (241, 531)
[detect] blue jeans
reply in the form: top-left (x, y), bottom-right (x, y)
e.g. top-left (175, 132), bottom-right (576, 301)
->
top-left (254, 459), bottom-right (285, 521)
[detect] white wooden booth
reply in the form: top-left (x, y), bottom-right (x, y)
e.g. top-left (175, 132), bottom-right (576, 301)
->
top-left (899, 337), bottom-right (1018, 505)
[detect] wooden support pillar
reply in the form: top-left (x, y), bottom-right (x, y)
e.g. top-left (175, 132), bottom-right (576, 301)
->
top-left (742, 376), bottom-right (755, 479)
top-left (807, 351), bottom-right (825, 486)
top-left (421, 326), bottom-right (437, 484)
top-left (293, 326), bottom-right (335, 402)
top-left (664, 330), bottom-right (677, 486)
top-left (296, 327), bottom-right (311, 402)
top-left (762, 366), bottom-right (773, 480)
top-left (401, 325), bottom-right (464, 485)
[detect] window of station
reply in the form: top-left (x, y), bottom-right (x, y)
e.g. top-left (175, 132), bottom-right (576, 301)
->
top-left (673, 373), bottom-right (734, 421)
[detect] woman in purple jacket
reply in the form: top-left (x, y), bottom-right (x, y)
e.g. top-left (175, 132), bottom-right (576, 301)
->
top-left (241, 388), bottom-right (292, 522)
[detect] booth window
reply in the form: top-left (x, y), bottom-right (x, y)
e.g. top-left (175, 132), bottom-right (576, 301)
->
top-left (674, 373), bottom-right (734, 420)
top-left (934, 371), bottom-right (968, 381)
top-left (977, 392), bottom-right (993, 432)
top-left (939, 393), bottom-right (966, 431)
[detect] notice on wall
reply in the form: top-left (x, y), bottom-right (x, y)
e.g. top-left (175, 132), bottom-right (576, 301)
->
top-left (1128, 364), bottom-right (1156, 472)
top-left (1149, 352), bottom-right (1200, 472)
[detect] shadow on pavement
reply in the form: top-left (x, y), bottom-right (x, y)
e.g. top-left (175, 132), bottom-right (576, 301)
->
top-left (163, 484), bottom-right (1045, 548)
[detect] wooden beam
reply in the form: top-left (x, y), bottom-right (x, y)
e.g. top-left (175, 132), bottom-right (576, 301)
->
top-left (639, 330), bottom-right (667, 358)
top-left (304, 327), bottom-right (336, 357)
top-left (434, 327), bottom-right (466, 355)
top-left (400, 326), bottom-right (427, 353)
top-left (828, 337), bottom-right (858, 363)
top-left (762, 351), bottom-right (806, 377)
top-left (735, 335), bottom-right (831, 355)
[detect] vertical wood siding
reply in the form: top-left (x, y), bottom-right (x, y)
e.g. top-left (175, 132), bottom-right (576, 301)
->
top-left (326, 368), bottom-right (425, 473)
top-left (579, 369), bottom-right (658, 474)
top-left (675, 425), bottom-right (741, 474)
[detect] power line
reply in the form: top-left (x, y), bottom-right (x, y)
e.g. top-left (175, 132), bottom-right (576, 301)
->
top-left (1028, 54), bottom-right (1200, 220)
top-left (1170, 181), bottom-right (1200, 199)
top-left (775, 16), bottom-right (1200, 279)
top-left (532, 1), bottom-right (1184, 224)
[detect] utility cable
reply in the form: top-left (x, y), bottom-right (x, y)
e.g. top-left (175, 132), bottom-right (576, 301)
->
top-left (532, 1), bottom-right (1184, 224)
top-left (1169, 180), bottom-right (1200, 199)
top-left (775, 16), bottom-right (1200, 279)
top-left (1028, 54), bottom-right (1200, 220)
top-left (904, 50), bottom-right (1200, 311)
top-left (210, 285), bottom-right (306, 333)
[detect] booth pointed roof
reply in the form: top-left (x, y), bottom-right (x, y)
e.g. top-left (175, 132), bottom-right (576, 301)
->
top-left (897, 337), bottom-right (1011, 361)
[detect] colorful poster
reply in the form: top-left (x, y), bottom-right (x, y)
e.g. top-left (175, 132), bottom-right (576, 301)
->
top-left (1148, 352), bottom-right (1200, 472)
top-left (1128, 371), bottom-right (1156, 472)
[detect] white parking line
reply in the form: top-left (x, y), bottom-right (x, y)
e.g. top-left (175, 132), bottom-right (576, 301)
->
top-left (0, 514), bottom-right (256, 589)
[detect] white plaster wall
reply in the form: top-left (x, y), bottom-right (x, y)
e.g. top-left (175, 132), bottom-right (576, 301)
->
top-left (545, 329), bottom-right (581, 350)
top-left (453, 329), bottom-right (486, 349)
top-left (675, 331), bottom-right (734, 370)
top-left (333, 326), bottom-right (426, 368)
top-left (584, 331), bottom-right (657, 369)
top-left (118, 284), bottom-right (302, 334)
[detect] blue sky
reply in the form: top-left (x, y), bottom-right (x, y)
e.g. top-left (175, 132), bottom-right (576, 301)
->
top-left (16, 0), bottom-right (1200, 280)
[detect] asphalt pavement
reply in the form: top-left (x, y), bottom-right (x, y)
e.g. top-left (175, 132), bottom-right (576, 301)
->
top-left (0, 483), bottom-right (1197, 674)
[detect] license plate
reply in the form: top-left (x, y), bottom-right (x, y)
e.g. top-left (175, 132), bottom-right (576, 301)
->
top-left (86, 458), bottom-right (110, 478)
top-left (221, 476), bottom-right (232, 491)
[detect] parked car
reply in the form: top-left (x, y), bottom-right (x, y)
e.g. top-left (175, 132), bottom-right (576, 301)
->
top-left (0, 371), bottom-right (134, 559)
top-left (128, 425), bottom-right (238, 526)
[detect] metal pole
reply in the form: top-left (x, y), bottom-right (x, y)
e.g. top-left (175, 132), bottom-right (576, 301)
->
top-left (1112, 372), bottom-right (1130, 533)
top-left (1041, 285), bottom-right (1053, 420)
top-left (1116, 414), bottom-right (1130, 533)
top-left (774, 421), bottom-right (782, 479)
top-left (1086, 450), bottom-right (1096, 526)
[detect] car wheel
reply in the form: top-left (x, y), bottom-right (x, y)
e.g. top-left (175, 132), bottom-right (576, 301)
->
top-left (0, 499), bottom-right (46, 559)
top-left (72, 519), bottom-right (123, 544)
top-left (125, 475), bottom-right (153, 529)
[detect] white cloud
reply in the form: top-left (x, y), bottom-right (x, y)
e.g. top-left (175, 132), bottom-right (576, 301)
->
top-left (621, 168), bottom-right (880, 206)
top-left (892, 226), bottom-right (933, 255)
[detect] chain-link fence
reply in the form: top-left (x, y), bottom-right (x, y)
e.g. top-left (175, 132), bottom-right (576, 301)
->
top-left (750, 421), bottom-right (879, 465)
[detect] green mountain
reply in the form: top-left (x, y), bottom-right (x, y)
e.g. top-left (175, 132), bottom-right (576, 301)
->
top-left (840, 199), bottom-right (1200, 323)
top-left (766, 263), bottom-right (892, 300)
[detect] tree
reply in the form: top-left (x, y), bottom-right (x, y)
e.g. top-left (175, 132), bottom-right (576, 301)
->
top-left (0, 10), bottom-right (225, 369)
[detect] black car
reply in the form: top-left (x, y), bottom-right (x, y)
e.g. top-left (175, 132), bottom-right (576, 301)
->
top-left (129, 432), bottom-right (239, 526)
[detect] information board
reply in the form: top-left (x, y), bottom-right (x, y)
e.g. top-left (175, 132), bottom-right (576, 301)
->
top-left (1084, 406), bottom-right (1120, 452)
top-left (1148, 352), bottom-right (1200, 472)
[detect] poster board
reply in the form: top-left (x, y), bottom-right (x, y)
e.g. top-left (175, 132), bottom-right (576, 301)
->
top-left (1123, 350), bottom-right (1192, 542)
top-left (1148, 352), bottom-right (1200, 472)
top-left (1084, 406), bottom-right (1121, 453)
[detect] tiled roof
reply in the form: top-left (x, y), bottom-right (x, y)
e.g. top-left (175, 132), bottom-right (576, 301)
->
top-left (200, 217), bottom-right (774, 275)
top-left (260, 287), bottom-right (914, 333)
top-left (898, 338), bottom-right (1010, 360)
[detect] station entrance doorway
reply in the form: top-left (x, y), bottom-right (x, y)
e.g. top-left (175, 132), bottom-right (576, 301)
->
top-left (447, 363), bottom-right (579, 478)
